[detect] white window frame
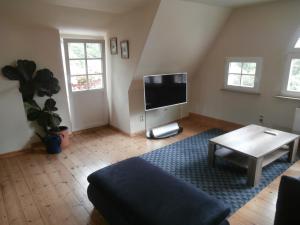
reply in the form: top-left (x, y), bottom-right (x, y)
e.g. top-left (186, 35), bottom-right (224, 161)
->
top-left (63, 39), bottom-right (106, 93)
top-left (224, 57), bottom-right (263, 93)
top-left (281, 37), bottom-right (300, 98)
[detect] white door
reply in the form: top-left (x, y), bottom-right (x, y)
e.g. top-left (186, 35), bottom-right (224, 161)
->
top-left (64, 39), bottom-right (108, 131)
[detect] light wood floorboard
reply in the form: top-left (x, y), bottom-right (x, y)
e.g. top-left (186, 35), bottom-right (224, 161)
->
top-left (0, 116), bottom-right (297, 225)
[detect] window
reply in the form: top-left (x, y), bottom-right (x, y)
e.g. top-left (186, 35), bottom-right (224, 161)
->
top-left (64, 39), bottom-right (105, 92)
top-left (287, 58), bottom-right (300, 92)
top-left (282, 38), bottom-right (300, 97)
top-left (224, 57), bottom-right (263, 93)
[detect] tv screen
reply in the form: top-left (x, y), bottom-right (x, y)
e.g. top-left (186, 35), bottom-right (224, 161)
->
top-left (144, 73), bottom-right (187, 111)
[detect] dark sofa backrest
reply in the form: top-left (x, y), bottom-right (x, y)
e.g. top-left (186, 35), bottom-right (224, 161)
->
top-left (274, 175), bottom-right (300, 225)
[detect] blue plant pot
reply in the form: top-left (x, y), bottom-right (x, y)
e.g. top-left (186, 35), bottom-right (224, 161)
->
top-left (44, 134), bottom-right (62, 154)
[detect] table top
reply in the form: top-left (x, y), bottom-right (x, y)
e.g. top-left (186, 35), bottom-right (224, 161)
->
top-left (210, 124), bottom-right (299, 158)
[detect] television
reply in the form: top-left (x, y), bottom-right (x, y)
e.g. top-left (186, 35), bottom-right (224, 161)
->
top-left (144, 73), bottom-right (187, 111)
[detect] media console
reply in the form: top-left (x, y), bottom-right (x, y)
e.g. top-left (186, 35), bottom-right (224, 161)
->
top-left (146, 122), bottom-right (183, 139)
top-left (143, 72), bottom-right (187, 140)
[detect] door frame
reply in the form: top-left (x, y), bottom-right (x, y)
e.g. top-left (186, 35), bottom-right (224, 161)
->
top-left (63, 38), bottom-right (107, 131)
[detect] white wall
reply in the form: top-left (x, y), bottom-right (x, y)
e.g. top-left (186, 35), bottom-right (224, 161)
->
top-left (191, 0), bottom-right (300, 131)
top-left (0, 81), bottom-right (32, 153)
top-left (129, 0), bottom-right (231, 133)
top-left (107, 0), bottom-right (160, 133)
top-left (0, 20), bottom-right (72, 152)
top-left (0, 0), bottom-right (115, 153)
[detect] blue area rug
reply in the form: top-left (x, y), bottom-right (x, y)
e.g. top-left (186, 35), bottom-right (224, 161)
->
top-left (140, 128), bottom-right (291, 213)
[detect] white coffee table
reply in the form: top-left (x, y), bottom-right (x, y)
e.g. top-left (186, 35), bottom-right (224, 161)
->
top-left (208, 125), bottom-right (299, 186)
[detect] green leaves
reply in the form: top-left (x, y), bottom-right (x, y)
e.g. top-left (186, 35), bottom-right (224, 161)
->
top-left (1, 60), bottom-right (60, 100)
top-left (17, 60), bottom-right (36, 81)
top-left (44, 99), bottom-right (58, 111)
top-left (1, 59), bottom-right (63, 136)
top-left (2, 66), bottom-right (22, 81)
top-left (25, 99), bottom-right (62, 132)
top-left (35, 69), bottom-right (60, 97)
top-left (2, 60), bottom-right (36, 82)
top-left (27, 108), bottom-right (41, 121)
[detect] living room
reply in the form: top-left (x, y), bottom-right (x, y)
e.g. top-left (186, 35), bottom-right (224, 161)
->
top-left (0, 0), bottom-right (300, 224)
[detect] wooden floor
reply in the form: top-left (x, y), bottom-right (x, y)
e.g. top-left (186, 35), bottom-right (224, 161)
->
top-left (0, 115), bottom-right (298, 225)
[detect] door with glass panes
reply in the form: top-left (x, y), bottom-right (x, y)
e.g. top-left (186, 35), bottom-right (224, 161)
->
top-left (63, 39), bottom-right (108, 131)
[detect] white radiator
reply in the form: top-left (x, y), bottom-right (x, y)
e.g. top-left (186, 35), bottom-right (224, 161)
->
top-left (293, 108), bottom-right (300, 134)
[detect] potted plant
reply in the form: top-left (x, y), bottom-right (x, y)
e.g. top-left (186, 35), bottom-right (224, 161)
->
top-left (1, 60), bottom-right (69, 153)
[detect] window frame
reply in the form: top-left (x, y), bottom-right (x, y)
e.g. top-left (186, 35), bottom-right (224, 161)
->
top-left (63, 39), bottom-right (106, 93)
top-left (281, 36), bottom-right (300, 98)
top-left (224, 57), bottom-right (263, 94)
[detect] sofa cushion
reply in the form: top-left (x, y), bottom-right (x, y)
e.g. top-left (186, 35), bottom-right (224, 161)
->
top-left (88, 157), bottom-right (230, 225)
top-left (274, 175), bottom-right (300, 225)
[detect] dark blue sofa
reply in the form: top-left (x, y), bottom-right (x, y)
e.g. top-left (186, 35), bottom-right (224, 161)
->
top-left (87, 157), bottom-right (230, 225)
top-left (274, 175), bottom-right (300, 225)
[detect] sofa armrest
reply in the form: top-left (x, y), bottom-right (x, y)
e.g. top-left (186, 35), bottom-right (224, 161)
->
top-left (274, 175), bottom-right (300, 225)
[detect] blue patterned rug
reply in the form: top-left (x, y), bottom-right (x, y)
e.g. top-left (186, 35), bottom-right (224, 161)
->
top-left (140, 128), bottom-right (291, 214)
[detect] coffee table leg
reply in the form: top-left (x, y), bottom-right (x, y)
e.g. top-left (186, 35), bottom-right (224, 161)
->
top-left (248, 157), bottom-right (263, 187)
top-left (208, 142), bottom-right (216, 167)
top-left (288, 138), bottom-right (299, 163)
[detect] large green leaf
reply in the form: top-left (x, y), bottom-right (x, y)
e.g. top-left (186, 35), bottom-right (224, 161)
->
top-left (44, 98), bottom-right (58, 111)
top-left (17, 60), bottom-right (36, 81)
top-left (1, 66), bottom-right (22, 81)
top-left (27, 108), bottom-right (41, 121)
top-left (35, 69), bottom-right (60, 97)
top-left (24, 99), bottom-right (41, 111)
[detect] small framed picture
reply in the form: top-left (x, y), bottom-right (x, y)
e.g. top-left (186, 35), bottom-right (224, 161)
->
top-left (110, 37), bottom-right (118, 55)
top-left (120, 40), bottom-right (129, 59)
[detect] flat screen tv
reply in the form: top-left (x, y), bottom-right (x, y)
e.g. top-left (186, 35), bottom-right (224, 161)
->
top-left (144, 73), bottom-right (187, 111)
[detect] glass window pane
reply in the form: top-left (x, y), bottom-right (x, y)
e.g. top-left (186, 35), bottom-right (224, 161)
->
top-left (241, 75), bottom-right (255, 87)
top-left (287, 59), bottom-right (300, 92)
top-left (71, 76), bottom-right (88, 92)
top-left (295, 38), bottom-right (300, 48)
top-left (229, 62), bottom-right (242, 74)
top-left (242, 63), bottom-right (256, 75)
top-left (227, 74), bottom-right (241, 86)
top-left (70, 60), bottom-right (86, 75)
top-left (89, 75), bottom-right (103, 90)
top-left (87, 59), bottom-right (102, 74)
top-left (68, 43), bottom-right (85, 59)
top-left (86, 43), bottom-right (102, 58)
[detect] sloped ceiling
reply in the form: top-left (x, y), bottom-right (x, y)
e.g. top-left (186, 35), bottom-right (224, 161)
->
top-left (135, 0), bottom-right (231, 79)
top-left (18, 0), bottom-right (281, 14)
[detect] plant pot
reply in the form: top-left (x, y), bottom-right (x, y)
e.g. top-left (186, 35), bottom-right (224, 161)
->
top-left (44, 134), bottom-right (61, 154)
top-left (51, 126), bottom-right (70, 149)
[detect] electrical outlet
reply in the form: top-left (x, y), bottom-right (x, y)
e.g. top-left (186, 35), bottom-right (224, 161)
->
top-left (259, 115), bottom-right (264, 124)
top-left (140, 115), bottom-right (144, 122)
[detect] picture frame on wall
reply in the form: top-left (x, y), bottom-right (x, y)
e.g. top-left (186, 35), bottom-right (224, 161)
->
top-left (110, 37), bottom-right (118, 55)
top-left (120, 40), bottom-right (129, 59)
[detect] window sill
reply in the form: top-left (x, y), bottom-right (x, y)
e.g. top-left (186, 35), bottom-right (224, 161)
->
top-left (221, 88), bottom-right (261, 95)
top-left (275, 95), bottom-right (300, 101)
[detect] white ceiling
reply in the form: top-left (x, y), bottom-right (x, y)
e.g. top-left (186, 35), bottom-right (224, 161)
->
top-left (184, 0), bottom-right (279, 8)
top-left (37, 0), bottom-right (280, 13)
